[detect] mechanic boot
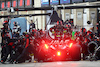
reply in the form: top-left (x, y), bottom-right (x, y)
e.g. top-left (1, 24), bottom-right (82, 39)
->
top-left (29, 58), bottom-right (32, 62)
top-left (0, 60), bottom-right (5, 64)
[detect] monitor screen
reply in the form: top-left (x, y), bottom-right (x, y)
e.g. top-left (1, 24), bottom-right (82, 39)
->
top-left (12, 0), bottom-right (17, 7)
top-left (1, 2), bottom-right (5, 9)
top-left (25, 0), bottom-right (33, 7)
top-left (41, 0), bottom-right (49, 6)
top-left (18, 0), bottom-right (24, 8)
top-left (60, 0), bottom-right (70, 4)
top-left (72, 0), bottom-right (83, 3)
top-left (6, 1), bottom-right (11, 8)
top-left (85, 0), bottom-right (96, 2)
top-left (50, 0), bottom-right (59, 5)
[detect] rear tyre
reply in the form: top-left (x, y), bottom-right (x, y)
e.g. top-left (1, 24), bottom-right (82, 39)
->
top-left (70, 47), bottom-right (81, 61)
top-left (37, 53), bottom-right (46, 62)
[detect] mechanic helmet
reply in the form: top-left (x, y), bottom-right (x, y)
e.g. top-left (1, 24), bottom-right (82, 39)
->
top-left (59, 20), bottom-right (63, 25)
top-left (39, 29), bottom-right (42, 32)
top-left (57, 20), bottom-right (61, 25)
top-left (50, 28), bottom-right (52, 31)
top-left (57, 21), bottom-right (59, 25)
top-left (80, 28), bottom-right (86, 36)
top-left (32, 28), bottom-right (36, 32)
top-left (3, 20), bottom-right (9, 26)
top-left (39, 29), bottom-right (43, 35)
top-left (13, 22), bottom-right (18, 26)
top-left (87, 21), bottom-right (91, 25)
top-left (66, 24), bottom-right (68, 27)
top-left (87, 30), bottom-right (92, 36)
top-left (43, 31), bottom-right (45, 34)
top-left (66, 23), bottom-right (71, 28)
top-left (61, 21), bottom-right (63, 25)
top-left (25, 33), bottom-right (29, 38)
top-left (35, 29), bottom-right (37, 32)
top-left (74, 31), bottom-right (79, 37)
top-left (23, 32), bottom-right (27, 36)
top-left (80, 28), bottom-right (86, 32)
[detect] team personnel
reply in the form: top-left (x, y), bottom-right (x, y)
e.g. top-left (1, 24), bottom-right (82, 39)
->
top-left (96, 21), bottom-right (100, 37)
top-left (1, 20), bottom-right (11, 64)
top-left (12, 22), bottom-right (21, 38)
top-left (1, 20), bottom-right (9, 59)
top-left (50, 21), bottom-right (64, 40)
top-left (85, 21), bottom-right (94, 31)
top-left (29, 20), bottom-right (35, 32)
top-left (15, 33), bottom-right (32, 63)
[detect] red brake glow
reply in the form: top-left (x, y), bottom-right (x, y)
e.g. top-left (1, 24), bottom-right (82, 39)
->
top-left (45, 44), bottom-right (49, 49)
top-left (69, 43), bottom-right (73, 48)
top-left (57, 51), bottom-right (61, 56)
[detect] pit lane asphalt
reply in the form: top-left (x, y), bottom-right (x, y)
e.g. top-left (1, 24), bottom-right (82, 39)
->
top-left (0, 47), bottom-right (100, 67)
top-left (0, 61), bottom-right (100, 67)
top-left (0, 44), bottom-right (100, 67)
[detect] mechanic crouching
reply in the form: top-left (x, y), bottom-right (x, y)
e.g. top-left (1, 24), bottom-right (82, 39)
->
top-left (14, 33), bottom-right (32, 63)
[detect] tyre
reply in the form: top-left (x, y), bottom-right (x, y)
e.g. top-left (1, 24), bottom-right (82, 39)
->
top-left (70, 46), bottom-right (81, 61)
top-left (37, 56), bottom-right (45, 62)
top-left (37, 52), bottom-right (46, 62)
top-left (87, 41), bottom-right (98, 54)
top-left (95, 46), bottom-right (100, 60)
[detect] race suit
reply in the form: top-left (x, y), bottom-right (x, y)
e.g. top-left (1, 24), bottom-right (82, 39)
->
top-left (50, 25), bottom-right (64, 40)
top-left (12, 25), bottom-right (21, 38)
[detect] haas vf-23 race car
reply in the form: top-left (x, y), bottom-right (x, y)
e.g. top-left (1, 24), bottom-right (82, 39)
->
top-left (34, 11), bottom-right (81, 62)
top-left (36, 39), bottom-right (81, 61)
top-left (35, 25), bottom-right (81, 61)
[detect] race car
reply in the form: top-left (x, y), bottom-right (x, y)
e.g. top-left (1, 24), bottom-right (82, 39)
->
top-left (34, 25), bottom-right (81, 61)
top-left (34, 11), bottom-right (81, 62)
top-left (35, 39), bottom-right (81, 62)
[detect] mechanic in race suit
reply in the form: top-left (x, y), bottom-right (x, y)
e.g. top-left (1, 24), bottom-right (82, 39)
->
top-left (74, 31), bottom-right (80, 43)
top-left (1, 20), bottom-right (10, 59)
top-left (9, 37), bottom-right (24, 64)
top-left (1, 20), bottom-right (8, 59)
top-left (29, 29), bottom-right (40, 60)
top-left (80, 28), bottom-right (89, 60)
top-left (15, 33), bottom-right (32, 63)
top-left (63, 20), bottom-right (72, 39)
top-left (1, 20), bottom-right (12, 64)
top-left (96, 22), bottom-right (100, 46)
top-left (50, 21), bottom-right (65, 40)
top-left (96, 22), bottom-right (100, 37)
top-left (74, 27), bottom-right (86, 41)
top-left (12, 22), bottom-right (21, 38)
top-left (29, 20), bottom-right (36, 32)
top-left (85, 21), bottom-right (94, 42)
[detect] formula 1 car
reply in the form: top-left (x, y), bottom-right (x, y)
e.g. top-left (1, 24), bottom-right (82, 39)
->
top-left (35, 39), bottom-right (81, 62)
top-left (34, 11), bottom-right (81, 62)
top-left (35, 26), bottom-right (81, 61)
